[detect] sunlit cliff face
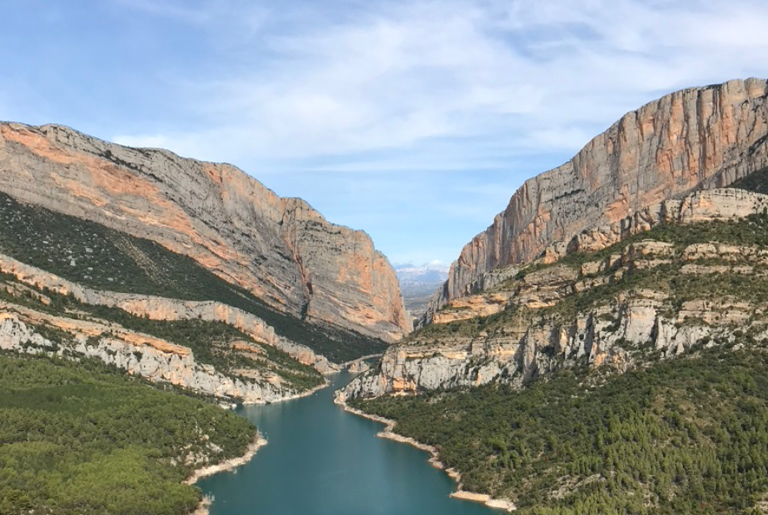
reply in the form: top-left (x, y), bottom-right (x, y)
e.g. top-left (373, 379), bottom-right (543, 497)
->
top-left (0, 122), bottom-right (411, 342)
top-left (425, 78), bottom-right (768, 324)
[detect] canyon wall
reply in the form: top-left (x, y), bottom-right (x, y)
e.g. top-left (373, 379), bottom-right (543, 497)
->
top-left (424, 78), bottom-right (768, 324)
top-left (339, 189), bottom-right (768, 400)
top-left (0, 252), bottom-right (338, 374)
top-left (0, 308), bottom-right (293, 404)
top-left (0, 122), bottom-right (410, 342)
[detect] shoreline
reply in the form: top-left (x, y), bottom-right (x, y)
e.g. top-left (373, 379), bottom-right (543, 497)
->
top-left (185, 433), bottom-right (268, 515)
top-left (185, 433), bottom-right (268, 486)
top-left (233, 376), bottom-right (331, 407)
top-left (259, 378), bottom-right (330, 404)
top-left (186, 378), bottom-right (329, 514)
top-left (334, 396), bottom-right (517, 512)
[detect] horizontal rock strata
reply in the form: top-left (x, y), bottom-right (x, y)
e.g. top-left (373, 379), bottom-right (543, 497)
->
top-left (424, 78), bottom-right (768, 324)
top-left (0, 252), bottom-right (338, 374)
top-left (0, 122), bottom-right (410, 341)
top-left (340, 189), bottom-right (768, 399)
top-left (0, 307), bottom-right (296, 404)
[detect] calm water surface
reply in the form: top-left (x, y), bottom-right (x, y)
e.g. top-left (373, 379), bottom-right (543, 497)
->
top-left (198, 371), bottom-right (501, 515)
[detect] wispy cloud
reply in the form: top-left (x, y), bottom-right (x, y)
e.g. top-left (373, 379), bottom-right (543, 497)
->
top-left (115, 0), bottom-right (269, 30)
top-left (4, 0), bottom-right (767, 264)
top-left (112, 0), bottom-right (768, 172)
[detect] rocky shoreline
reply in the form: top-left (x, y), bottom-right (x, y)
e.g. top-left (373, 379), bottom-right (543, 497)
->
top-left (184, 433), bottom-right (267, 515)
top-left (185, 376), bottom-right (331, 514)
top-left (253, 378), bottom-right (330, 405)
top-left (333, 396), bottom-right (516, 512)
top-left (185, 433), bottom-right (267, 515)
top-left (185, 433), bottom-right (268, 486)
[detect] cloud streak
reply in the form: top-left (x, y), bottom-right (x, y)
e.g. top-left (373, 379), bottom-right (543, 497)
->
top-left (112, 0), bottom-right (768, 174)
top-left (3, 0), bottom-right (768, 264)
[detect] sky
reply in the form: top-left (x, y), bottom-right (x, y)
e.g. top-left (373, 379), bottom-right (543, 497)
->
top-left (1, 1), bottom-right (767, 265)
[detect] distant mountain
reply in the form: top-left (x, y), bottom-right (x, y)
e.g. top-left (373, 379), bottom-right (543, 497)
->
top-left (395, 261), bottom-right (450, 283)
top-left (395, 262), bottom-right (449, 317)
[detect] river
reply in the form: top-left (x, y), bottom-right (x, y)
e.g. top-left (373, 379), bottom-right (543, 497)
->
top-left (197, 371), bottom-right (503, 515)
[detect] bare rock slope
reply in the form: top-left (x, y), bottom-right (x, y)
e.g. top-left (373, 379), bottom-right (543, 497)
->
top-left (0, 122), bottom-right (410, 342)
top-left (340, 188), bottom-right (768, 400)
top-left (424, 78), bottom-right (768, 324)
top-left (342, 79), bottom-right (768, 401)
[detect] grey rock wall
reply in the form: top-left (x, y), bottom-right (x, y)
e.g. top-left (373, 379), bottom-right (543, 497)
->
top-left (424, 78), bottom-right (768, 324)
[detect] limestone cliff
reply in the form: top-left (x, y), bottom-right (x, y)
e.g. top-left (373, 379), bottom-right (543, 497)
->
top-left (0, 122), bottom-right (410, 342)
top-left (338, 188), bottom-right (768, 400)
top-left (0, 308), bottom-right (292, 404)
top-left (424, 78), bottom-right (768, 324)
top-left (0, 252), bottom-right (338, 374)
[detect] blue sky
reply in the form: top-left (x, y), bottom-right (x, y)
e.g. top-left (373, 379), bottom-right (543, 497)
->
top-left (1, 1), bottom-right (768, 265)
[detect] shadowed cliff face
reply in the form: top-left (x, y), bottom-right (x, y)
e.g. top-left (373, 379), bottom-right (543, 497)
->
top-left (424, 78), bottom-right (768, 324)
top-left (0, 122), bottom-right (411, 342)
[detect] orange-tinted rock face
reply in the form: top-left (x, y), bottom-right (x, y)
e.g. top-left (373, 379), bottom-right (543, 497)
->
top-left (424, 78), bottom-right (768, 324)
top-left (0, 123), bottom-right (411, 342)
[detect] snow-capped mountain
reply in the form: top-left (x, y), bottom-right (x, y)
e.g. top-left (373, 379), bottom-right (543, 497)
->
top-left (394, 262), bottom-right (450, 317)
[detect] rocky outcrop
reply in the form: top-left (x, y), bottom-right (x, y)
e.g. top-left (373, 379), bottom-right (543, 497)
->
top-left (424, 78), bottom-right (768, 324)
top-left (339, 292), bottom-right (761, 400)
top-left (339, 192), bottom-right (768, 399)
top-left (348, 359), bottom-right (371, 374)
top-left (0, 122), bottom-right (410, 341)
top-left (0, 252), bottom-right (339, 374)
top-left (0, 308), bottom-right (297, 404)
top-left (433, 188), bottom-right (768, 323)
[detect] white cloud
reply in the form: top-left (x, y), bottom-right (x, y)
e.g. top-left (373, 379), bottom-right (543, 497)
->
top-left (106, 0), bottom-right (768, 265)
top-left (112, 0), bottom-right (768, 170)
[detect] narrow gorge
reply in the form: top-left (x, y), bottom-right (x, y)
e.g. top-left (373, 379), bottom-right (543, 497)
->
top-left (4, 77), bottom-right (768, 515)
top-left (343, 78), bottom-right (768, 513)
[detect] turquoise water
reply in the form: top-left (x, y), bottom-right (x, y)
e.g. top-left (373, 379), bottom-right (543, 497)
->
top-left (197, 372), bottom-right (501, 515)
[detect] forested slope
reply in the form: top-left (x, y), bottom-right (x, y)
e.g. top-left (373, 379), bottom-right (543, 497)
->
top-left (354, 346), bottom-right (768, 514)
top-left (0, 354), bottom-right (257, 515)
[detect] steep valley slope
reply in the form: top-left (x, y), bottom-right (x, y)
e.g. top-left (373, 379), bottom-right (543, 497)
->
top-left (0, 354), bottom-right (259, 515)
top-left (0, 119), bottom-right (415, 404)
top-left (422, 77), bottom-right (768, 325)
top-left (0, 121), bottom-right (411, 343)
top-left (0, 121), bottom-right (410, 514)
top-left (343, 78), bottom-right (768, 513)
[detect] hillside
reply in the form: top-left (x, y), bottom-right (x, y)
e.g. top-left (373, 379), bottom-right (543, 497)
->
top-left (0, 353), bottom-right (258, 515)
top-left (0, 122), bottom-right (411, 343)
top-left (341, 79), bottom-right (768, 513)
top-left (353, 346), bottom-right (768, 514)
top-left (340, 187), bottom-right (768, 398)
top-left (0, 123), bottom-right (402, 513)
top-left (344, 187), bottom-right (768, 512)
top-left (0, 191), bottom-right (386, 365)
top-left (423, 78), bottom-right (768, 325)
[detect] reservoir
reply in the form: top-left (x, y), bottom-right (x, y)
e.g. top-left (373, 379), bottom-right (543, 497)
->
top-left (197, 371), bottom-right (502, 515)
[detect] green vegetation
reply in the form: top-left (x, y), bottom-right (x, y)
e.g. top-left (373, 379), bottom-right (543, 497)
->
top-left (554, 211), bottom-right (768, 269)
top-left (0, 191), bottom-right (387, 362)
top-left (0, 353), bottom-right (257, 515)
top-left (0, 273), bottom-right (324, 391)
top-left (76, 303), bottom-right (324, 390)
top-left (417, 212), bottom-right (768, 340)
top-left (354, 346), bottom-right (768, 514)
